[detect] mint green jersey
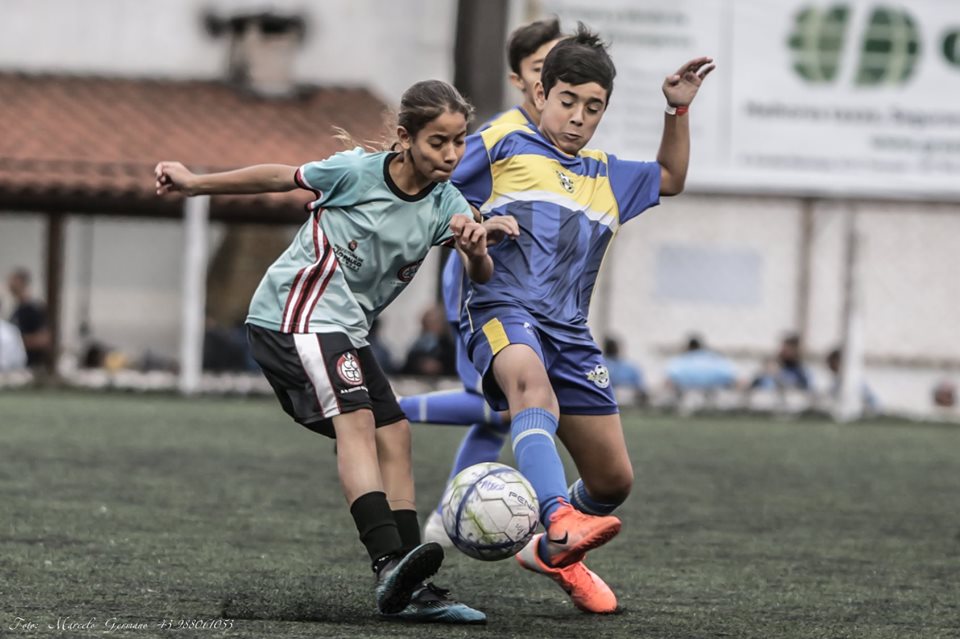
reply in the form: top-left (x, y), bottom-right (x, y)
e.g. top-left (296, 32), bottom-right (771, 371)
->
top-left (246, 148), bottom-right (471, 347)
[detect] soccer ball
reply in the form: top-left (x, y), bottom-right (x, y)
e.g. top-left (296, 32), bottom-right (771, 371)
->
top-left (440, 462), bottom-right (539, 561)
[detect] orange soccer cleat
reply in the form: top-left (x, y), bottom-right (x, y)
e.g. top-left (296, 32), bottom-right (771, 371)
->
top-left (540, 501), bottom-right (621, 567)
top-left (516, 533), bottom-right (618, 613)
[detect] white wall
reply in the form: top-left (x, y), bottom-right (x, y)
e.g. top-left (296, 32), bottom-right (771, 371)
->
top-left (0, 0), bottom-right (457, 102)
top-left (603, 195), bottom-right (804, 357)
top-left (592, 194), bottom-right (960, 416)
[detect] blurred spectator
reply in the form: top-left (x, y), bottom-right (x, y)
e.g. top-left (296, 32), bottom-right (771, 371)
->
top-left (203, 316), bottom-right (257, 373)
top-left (932, 380), bottom-right (956, 409)
top-left (402, 305), bottom-right (456, 376)
top-left (7, 268), bottom-right (51, 368)
top-left (603, 337), bottom-right (646, 401)
top-left (0, 300), bottom-right (28, 371)
top-left (751, 333), bottom-right (812, 391)
top-left (666, 334), bottom-right (737, 394)
top-left (367, 319), bottom-right (396, 375)
top-left (825, 347), bottom-right (879, 413)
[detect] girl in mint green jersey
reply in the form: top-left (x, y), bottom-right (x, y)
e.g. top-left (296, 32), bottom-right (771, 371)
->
top-left (154, 80), bottom-right (497, 624)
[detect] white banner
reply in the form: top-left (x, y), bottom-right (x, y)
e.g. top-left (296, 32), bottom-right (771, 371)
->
top-left (537, 0), bottom-right (960, 199)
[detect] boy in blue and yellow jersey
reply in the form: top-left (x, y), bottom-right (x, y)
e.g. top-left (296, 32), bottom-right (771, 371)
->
top-left (397, 18), bottom-right (563, 536)
top-left (452, 24), bottom-right (715, 614)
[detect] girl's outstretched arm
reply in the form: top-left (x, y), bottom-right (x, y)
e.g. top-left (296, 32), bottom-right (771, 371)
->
top-left (155, 162), bottom-right (299, 196)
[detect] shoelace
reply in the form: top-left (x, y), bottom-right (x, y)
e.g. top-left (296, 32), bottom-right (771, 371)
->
top-left (416, 582), bottom-right (452, 602)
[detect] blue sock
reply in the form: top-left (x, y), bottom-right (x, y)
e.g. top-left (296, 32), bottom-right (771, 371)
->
top-left (448, 424), bottom-right (508, 482)
top-left (398, 390), bottom-right (501, 427)
top-left (510, 408), bottom-right (567, 527)
top-left (568, 478), bottom-right (620, 515)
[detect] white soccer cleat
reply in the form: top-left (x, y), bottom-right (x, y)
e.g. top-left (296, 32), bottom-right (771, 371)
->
top-left (422, 510), bottom-right (453, 549)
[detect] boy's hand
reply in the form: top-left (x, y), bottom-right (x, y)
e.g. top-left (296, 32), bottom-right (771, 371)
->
top-left (482, 215), bottom-right (520, 245)
top-left (154, 161), bottom-right (197, 196)
top-left (662, 57), bottom-right (715, 107)
top-left (450, 215), bottom-right (488, 258)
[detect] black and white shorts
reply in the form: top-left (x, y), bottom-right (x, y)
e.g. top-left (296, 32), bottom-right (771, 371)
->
top-left (246, 324), bottom-right (405, 438)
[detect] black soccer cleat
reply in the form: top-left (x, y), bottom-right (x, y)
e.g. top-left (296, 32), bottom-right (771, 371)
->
top-left (375, 542), bottom-right (444, 614)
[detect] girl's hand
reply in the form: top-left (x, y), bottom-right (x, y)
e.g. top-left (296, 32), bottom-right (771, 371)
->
top-left (154, 161), bottom-right (197, 196)
top-left (450, 215), bottom-right (488, 258)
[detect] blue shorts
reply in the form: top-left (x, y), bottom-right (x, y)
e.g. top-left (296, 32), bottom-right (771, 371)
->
top-left (450, 321), bottom-right (483, 395)
top-left (464, 308), bottom-right (618, 415)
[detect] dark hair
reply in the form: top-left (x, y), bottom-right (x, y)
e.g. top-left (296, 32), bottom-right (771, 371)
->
top-left (783, 333), bottom-right (801, 348)
top-left (10, 267), bottom-right (31, 285)
top-left (335, 80), bottom-right (474, 151)
top-left (687, 335), bottom-right (703, 351)
top-left (398, 80), bottom-right (474, 139)
top-left (507, 18), bottom-right (562, 74)
top-left (541, 23), bottom-right (616, 102)
top-left (603, 337), bottom-right (620, 357)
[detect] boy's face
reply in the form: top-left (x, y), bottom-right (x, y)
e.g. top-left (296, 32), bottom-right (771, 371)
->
top-left (398, 110), bottom-right (468, 182)
top-left (510, 39), bottom-right (562, 108)
top-left (535, 80), bottom-right (608, 155)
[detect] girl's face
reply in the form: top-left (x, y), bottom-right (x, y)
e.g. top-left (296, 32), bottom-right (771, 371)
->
top-left (535, 79), bottom-right (607, 155)
top-left (398, 110), bottom-right (468, 182)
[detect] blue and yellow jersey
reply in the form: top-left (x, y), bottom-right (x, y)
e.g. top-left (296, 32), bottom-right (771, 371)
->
top-left (451, 123), bottom-right (661, 335)
top-left (441, 106), bottom-right (539, 325)
top-left (478, 105), bottom-right (537, 132)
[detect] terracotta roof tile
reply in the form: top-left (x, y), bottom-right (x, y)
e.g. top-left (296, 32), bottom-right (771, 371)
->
top-left (0, 73), bottom-right (390, 220)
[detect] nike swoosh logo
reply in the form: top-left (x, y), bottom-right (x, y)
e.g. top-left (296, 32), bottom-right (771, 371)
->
top-left (548, 532), bottom-right (568, 545)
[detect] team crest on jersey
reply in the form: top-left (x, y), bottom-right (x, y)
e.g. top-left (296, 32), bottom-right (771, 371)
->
top-left (556, 170), bottom-right (575, 193)
top-left (586, 364), bottom-right (610, 389)
top-left (397, 259), bottom-right (425, 283)
top-left (336, 353), bottom-right (364, 386)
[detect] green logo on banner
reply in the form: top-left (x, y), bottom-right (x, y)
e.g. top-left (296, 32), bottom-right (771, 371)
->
top-left (788, 5), bottom-right (850, 82)
top-left (944, 31), bottom-right (960, 67)
top-left (788, 5), bottom-right (922, 86)
top-left (855, 7), bottom-right (921, 85)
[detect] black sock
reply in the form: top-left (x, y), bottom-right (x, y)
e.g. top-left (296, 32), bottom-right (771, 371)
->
top-left (393, 509), bottom-right (421, 555)
top-left (350, 491), bottom-right (403, 568)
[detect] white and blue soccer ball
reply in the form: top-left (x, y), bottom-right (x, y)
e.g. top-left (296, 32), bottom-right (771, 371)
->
top-left (440, 462), bottom-right (539, 561)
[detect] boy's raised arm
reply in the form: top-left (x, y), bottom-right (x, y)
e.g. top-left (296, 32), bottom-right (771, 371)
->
top-left (657, 56), bottom-right (715, 196)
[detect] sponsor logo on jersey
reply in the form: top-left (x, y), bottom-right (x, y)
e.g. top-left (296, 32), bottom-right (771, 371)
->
top-left (336, 352), bottom-right (364, 386)
top-left (334, 244), bottom-right (363, 272)
top-left (397, 259), bottom-right (425, 283)
top-left (586, 364), bottom-right (610, 389)
top-left (556, 170), bottom-right (575, 193)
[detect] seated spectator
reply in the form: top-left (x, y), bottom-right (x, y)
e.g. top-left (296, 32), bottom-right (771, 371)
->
top-left (7, 268), bottom-right (51, 368)
top-left (402, 305), bottom-right (456, 376)
top-left (666, 335), bottom-right (737, 393)
top-left (751, 333), bottom-right (812, 391)
top-left (933, 380), bottom-right (956, 409)
top-left (0, 301), bottom-right (28, 371)
top-left (825, 347), bottom-right (879, 413)
top-left (367, 319), bottom-right (397, 375)
top-left (203, 316), bottom-right (255, 373)
top-left (603, 337), bottom-right (646, 402)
